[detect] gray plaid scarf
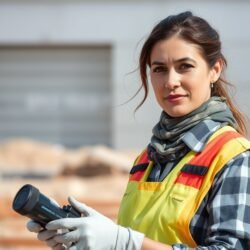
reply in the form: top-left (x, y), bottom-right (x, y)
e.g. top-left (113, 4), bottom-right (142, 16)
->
top-left (148, 96), bottom-right (236, 164)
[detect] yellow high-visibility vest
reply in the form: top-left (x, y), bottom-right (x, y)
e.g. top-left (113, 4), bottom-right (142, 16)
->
top-left (117, 126), bottom-right (250, 247)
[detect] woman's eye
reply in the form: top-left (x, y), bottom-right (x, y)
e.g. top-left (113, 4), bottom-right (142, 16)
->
top-left (179, 63), bottom-right (193, 70)
top-left (152, 67), bottom-right (167, 73)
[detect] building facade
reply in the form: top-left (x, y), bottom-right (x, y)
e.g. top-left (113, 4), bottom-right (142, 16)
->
top-left (0, 0), bottom-right (249, 149)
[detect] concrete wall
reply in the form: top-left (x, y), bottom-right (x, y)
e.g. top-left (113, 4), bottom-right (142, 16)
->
top-left (0, 0), bottom-right (250, 149)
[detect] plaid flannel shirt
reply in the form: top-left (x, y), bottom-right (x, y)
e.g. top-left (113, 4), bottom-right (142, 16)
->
top-left (149, 120), bottom-right (250, 249)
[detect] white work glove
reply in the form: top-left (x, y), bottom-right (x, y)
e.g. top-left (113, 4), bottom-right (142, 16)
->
top-left (45, 196), bottom-right (144, 250)
top-left (26, 198), bottom-right (68, 250)
top-left (27, 220), bottom-right (68, 249)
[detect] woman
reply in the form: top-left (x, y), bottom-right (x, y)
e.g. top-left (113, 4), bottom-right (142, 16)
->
top-left (27, 11), bottom-right (250, 249)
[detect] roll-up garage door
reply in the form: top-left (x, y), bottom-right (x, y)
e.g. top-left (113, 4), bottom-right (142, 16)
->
top-left (0, 46), bottom-right (112, 148)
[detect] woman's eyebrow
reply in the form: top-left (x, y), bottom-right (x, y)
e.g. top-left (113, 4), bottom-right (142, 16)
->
top-left (151, 61), bottom-right (166, 66)
top-left (174, 57), bottom-right (197, 64)
top-left (151, 57), bottom-right (197, 66)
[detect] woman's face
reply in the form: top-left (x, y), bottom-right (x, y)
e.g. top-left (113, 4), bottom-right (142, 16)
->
top-left (150, 36), bottom-right (221, 117)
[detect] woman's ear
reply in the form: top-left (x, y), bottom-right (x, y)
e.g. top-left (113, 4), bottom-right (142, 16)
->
top-left (210, 58), bottom-right (223, 83)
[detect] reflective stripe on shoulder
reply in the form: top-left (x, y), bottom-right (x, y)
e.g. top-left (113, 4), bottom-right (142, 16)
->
top-left (130, 150), bottom-right (150, 181)
top-left (135, 149), bottom-right (149, 165)
top-left (130, 163), bottom-right (148, 174)
top-left (175, 129), bottom-right (242, 189)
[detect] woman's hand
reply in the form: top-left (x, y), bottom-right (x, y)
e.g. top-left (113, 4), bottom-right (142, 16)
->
top-left (45, 196), bottom-right (144, 250)
top-left (26, 220), bottom-right (66, 249)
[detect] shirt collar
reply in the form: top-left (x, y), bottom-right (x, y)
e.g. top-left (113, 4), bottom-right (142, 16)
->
top-left (182, 120), bottom-right (222, 152)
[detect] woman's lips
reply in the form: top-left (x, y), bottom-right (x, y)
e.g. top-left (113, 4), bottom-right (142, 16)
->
top-left (166, 94), bottom-right (187, 102)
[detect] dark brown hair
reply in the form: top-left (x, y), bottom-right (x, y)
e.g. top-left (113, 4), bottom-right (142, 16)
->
top-left (137, 11), bottom-right (248, 135)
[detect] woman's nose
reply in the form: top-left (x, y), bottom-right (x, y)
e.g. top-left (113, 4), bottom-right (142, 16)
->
top-left (164, 69), bottom-right (180, 89)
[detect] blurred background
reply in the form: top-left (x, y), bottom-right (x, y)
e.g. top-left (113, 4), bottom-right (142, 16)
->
top-left (0, 0), bottom-right (250, 249)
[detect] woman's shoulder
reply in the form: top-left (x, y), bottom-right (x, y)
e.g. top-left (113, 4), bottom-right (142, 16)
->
top-left (214, 149), bottom-right (250, 186)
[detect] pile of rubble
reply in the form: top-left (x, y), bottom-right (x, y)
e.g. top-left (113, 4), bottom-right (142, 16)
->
top-left (0, 138), bottom-right (138, 176)
top-left (0, 138), bottom-right (139, 250)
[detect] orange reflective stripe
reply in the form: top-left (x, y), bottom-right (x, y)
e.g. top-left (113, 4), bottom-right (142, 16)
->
top-left (175, 172), bottom-right (204, 189)
top-left (136, 150), bottom-right (149, 164)
top-left (130, 170), bottom-right (146, 181)
top-left (189, 130), bottom-right (241, 166)
top-left (175, 130), bottom-right (241, 189)
top-left (130, 150), bottom-right (149, 181)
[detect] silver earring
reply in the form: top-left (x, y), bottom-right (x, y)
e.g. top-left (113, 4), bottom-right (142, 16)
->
top-left (210, 82), bottom-right (214, 89)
